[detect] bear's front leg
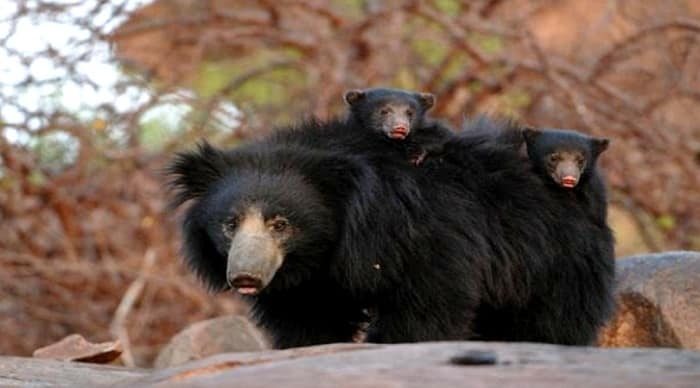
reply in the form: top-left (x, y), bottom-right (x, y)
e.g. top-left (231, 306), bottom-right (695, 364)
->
top-left (249, 283), bottom-right (365, 349)
top-left (365, 293), bottom-right (477, 343)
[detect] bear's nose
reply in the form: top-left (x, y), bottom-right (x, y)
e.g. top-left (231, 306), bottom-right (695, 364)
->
top-left (228, 273), bottom-right (264, 295)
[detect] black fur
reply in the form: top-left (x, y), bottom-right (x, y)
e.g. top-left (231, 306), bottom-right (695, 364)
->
top-left (168, 116), bottom-right (615, 347)
top-left (168, 141), bottom-right (370, 348)
top-left (441, 121), bottom-right (614, 344)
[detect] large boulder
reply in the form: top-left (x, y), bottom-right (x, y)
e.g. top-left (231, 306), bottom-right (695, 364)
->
top-left (154, 315), bottom-right (269, 368)
top-left (599, 251), bottom-right (700, 349)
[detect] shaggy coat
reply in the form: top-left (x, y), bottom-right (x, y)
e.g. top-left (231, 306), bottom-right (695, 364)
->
top-left (169, 117), bottom-right (615, 347)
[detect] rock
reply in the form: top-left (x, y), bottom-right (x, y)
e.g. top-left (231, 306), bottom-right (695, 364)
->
top-left (4, 342), bottom-right (700, 387)
top-left (124, 342), bottom-right (700, 388)
top-left (599, 251), bottom-right (700, 349)
top-left (0, 356), bottom-right (146, 386)
top-left (32, 334), bottom-right (122, 364)
top-left (154, 315), bottom-right (269, 368)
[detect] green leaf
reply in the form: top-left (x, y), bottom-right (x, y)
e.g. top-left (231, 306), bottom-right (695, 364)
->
top-left (656, 215), bottom-right (676, 231)
top-left (434, 0), bottom-right (460, 16)
top-left (27, 170), bottom-right (46, 187)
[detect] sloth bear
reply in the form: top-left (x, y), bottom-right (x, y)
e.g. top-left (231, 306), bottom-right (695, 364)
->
top-left (169, 142), bottom-right (369, 348)
top-left (169, 117), bottom-right (615, 348)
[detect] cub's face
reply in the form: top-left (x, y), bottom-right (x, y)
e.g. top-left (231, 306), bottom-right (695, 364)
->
top-left (523, 128), bottom-right (609, 189)
top-left (344, 88), bottom-right (435, 140)
top-left (543, 149), bottom-right (587, 189)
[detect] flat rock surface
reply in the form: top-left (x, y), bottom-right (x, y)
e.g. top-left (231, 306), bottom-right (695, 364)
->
top-left (0, 356), bottom-right (146, 387)
top-left (5, 342), bottom-right (699, 387)
top-left (126, 342), bottom-right (700, 388)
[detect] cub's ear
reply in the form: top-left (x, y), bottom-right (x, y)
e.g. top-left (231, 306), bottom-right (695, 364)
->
top-left (592, 137), bottom-right (610, 156)
top-left (522, 127), bottom-right (543, 144)
top-left (416, 92), bottom-right (435, 110)
top-left (344, 90), bottom-right (366, 106)
top-left (167, 141), bottom-right (229, 209)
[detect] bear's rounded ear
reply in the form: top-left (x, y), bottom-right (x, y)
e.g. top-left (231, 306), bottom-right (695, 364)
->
top-left (167, 141), bottom-right (229, 209)
top-left (344, 90), bottom-right (365, 106)
top-left (417, 92), bottom-right (435, 110)
top-left (592, 138), bottom-right (610, 155)
top-left (522, 127), bottom-right (542, 144)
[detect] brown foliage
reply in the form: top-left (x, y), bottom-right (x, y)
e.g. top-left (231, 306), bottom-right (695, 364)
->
top-left (0, 140), bottom-right (240, 365)
top-left (112, 0), bottom-right (700, 247)
top-left (1, 0), bottom-right (699, 365)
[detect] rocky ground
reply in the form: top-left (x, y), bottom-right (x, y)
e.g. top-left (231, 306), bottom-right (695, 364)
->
top-left (2, 251), bottom-right (698, 387)
top-left (3, 342), bottom-right (700, 387)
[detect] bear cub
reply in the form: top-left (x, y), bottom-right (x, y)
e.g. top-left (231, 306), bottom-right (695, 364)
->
top-left (523, 128), bottom-right (609, 190)
top-left (344, 87), bottom-right (452, 165)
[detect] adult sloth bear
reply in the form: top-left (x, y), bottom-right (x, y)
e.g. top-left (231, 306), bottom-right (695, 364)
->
top-left (169, 117), bottom-right (614, 348)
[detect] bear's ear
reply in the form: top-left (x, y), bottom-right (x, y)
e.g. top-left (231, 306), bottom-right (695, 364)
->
top-left (522, 126), bottom-right (542, 144)
top-left (344, 90), bottom-right (366, 106)
top-left (592, 137), bottom-right (610, 156)
top-left (416, 92), bottom-right (435, 110)
top-left (168, 141), bottom-right (229, 209)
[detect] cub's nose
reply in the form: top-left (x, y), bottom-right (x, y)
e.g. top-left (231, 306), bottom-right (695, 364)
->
top-left (389, 125), bottom-right (409, 139)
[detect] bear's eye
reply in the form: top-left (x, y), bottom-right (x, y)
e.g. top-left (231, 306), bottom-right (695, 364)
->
top-left (406, 109), bottom-right (414, 118)
top-left (548, 154), bottom-right (559, 163)
top-left (270, 217), bottom-right (290, 233)
top-left (380, 108), bottom-right (390, 115)
top-left (223, 216), bottom-right (239, 234)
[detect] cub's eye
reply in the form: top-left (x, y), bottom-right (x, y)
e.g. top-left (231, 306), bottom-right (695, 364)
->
top-left (577, 158), bottom-right (585, 167)
top-left (380, 108), bottom-right (390, 115)
top-left (548, 154), bottom-right (559, 163)
top-left (270, 217), bottom-right (290, 233)
top-left (406, 109), bottom-right (414, 118)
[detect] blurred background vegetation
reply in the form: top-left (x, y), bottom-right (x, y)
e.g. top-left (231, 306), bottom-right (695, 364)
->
top-left (1, 0), bottom-right (699, 366)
